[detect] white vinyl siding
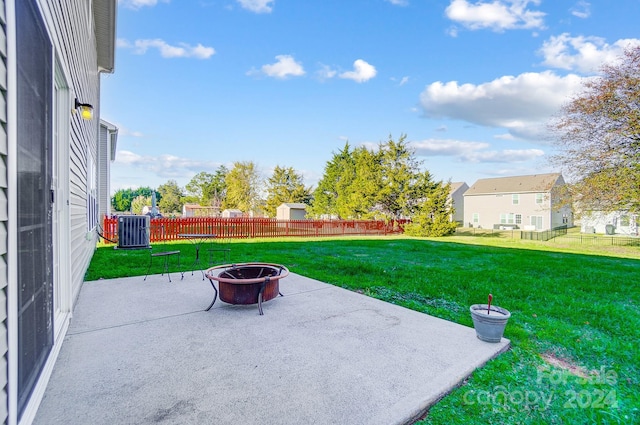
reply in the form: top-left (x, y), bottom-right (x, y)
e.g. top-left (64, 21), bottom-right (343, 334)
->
top-left (0, 1), bottom-right (8, 421)
top-left (463, 174), bottom-right (573, 231)
top-left (86, 148), bottom-right (97, 231)
top-left (6, 1), bottom-right (113, 423)
top-left (46, 0), bottom-right (101, 302)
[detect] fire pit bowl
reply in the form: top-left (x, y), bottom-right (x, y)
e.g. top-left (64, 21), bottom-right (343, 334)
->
top-left (204, 263), bottom-right (289, 315)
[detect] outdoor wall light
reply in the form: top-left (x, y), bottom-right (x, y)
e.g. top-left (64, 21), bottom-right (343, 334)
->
top-left (74, 98), bottom-right (94, 120)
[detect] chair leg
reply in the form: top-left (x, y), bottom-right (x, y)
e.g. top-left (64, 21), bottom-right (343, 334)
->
top-left (144, 250), bottom-right (153, 281)
top-left (164, 256), bottom-right (172, 282)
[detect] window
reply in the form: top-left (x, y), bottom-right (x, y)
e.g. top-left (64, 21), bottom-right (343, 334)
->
top-left (472, 213), bottom-right (479, 225)
top-left (500, 213), bottom-right (516, 224)
top-left (516, 214), bottom-right (522, 225)
top-left (536, 193), bottom-right (544, 204)
top-left (512, 194), bottom-right (519, 205)
top-left (620, 215), bottom-right (630, 227)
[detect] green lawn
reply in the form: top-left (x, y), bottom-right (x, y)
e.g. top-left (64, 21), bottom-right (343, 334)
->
top-left (87, 235), bottom-right (639, 424)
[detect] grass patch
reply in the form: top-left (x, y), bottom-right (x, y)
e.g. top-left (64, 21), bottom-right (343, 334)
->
top-left (87, 236), bottom-right (640, 424)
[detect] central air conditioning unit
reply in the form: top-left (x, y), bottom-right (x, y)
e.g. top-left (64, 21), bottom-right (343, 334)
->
top-left (117, 215), bottom-right (150, 249)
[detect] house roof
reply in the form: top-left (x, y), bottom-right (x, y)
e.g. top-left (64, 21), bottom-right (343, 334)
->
top-left (100, 119), bottom-right (118, 161)
top-left (93, 0), bottom-right (117, 73)
top-left (278, 203), bottom-right (307, 209)
top-left (449, 182), bottom-right (468, 195)
top-left (465, 173), bottom-right (563, 196)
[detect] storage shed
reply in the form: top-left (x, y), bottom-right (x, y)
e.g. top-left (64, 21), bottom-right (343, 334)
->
top-left (222, 209), bottom-right (244, 218)
top-left (277, 203), bottom-right (307, 220)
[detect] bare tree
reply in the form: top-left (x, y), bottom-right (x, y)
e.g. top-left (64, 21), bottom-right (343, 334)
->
top-left (550, 45), bottom-right (640, 213)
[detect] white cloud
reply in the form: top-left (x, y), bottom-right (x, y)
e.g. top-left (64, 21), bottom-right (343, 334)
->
top-left (463, 148), bottom-right (544, 163)
top-left (259, 55), bottom-right (305, 79)
top-left (386, 0), bottom-right (408, 6)
top-left (119, 38), bottom-right (215, 59)
top-left (413, 139), bottom-right (490, 156)
top-left (570, 1), bottom-right (591, 19)
top-left (538, 34), bottom-right (640, 74)
top-left (118, 0), bottom-right (168, 9)
top-left (316, 64), bottom-right (338, 81)
top-left (339, 59), bottom-right (377, 83)
top-left (419, 71), bottom-right (584, 140)
top-left (237, 0), bottom-right (274, 13)
top-left (445, 0), bottom-right (545, 32)
top-left (116, 150), bottom-right (218, 178)
top-left (411, 139), bottom-right (544, 163)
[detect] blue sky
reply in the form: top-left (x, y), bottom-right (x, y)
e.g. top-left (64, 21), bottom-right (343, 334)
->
top-left (103, 0), bottom-right (640, 193)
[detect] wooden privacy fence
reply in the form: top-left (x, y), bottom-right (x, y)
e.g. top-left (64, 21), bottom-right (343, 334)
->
top-left (102, 216), bottom-right (409, 243)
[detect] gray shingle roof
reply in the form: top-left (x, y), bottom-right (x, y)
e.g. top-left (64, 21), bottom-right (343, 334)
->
top-left (464, 173), bottom-right (563, 196)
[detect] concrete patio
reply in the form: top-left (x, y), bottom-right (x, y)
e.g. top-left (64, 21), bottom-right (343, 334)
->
top-left (33, 270), bottom-right (509, 425)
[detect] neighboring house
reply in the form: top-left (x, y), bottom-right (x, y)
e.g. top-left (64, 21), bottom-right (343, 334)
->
top-left (448, 182), bottom-right (468, 224)
top-left (276, 203), bottom-right (307, 220)
top-left (98, 120), bottom-right (118, 219)
top-left (464, 173), bottom-right (573, 230)
top-left (580, 211), bottom-right (639, 236)
top-left (3, 1), bottom-right (117, 424)
top-left (222, 209), bottom-right (243, 218)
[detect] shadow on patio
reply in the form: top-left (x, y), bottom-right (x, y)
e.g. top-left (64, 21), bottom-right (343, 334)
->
top-left (33, 271), bottom-right (509, 425)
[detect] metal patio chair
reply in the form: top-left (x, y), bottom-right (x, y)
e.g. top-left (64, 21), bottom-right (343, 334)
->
top-left (144, 223), bottom-right (181, 282)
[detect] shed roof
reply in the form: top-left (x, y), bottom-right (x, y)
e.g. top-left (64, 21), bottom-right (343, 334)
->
top-left (465, 173), bottom-right (563, 196)
top-left (278, 203), bottom-right (307, 209)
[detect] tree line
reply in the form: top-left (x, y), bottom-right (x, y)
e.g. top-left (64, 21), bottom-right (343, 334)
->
top-left (112, 135), bottom-right (458, 236)
top-left (113, 45), bottom-right (640, 236)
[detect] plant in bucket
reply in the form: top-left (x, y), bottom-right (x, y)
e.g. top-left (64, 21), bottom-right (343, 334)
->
top-left (470, 293), bottom-right (511, 343)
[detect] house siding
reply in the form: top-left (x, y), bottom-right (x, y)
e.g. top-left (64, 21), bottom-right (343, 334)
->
top-left (449, 182), bottom-right (468, 224)
top-left (464, 192), bottom-right (551, 229)
top-left (98, 120), bottom-right (116, 220)
top-left (0, 1), bottom-right (8, 422)
top-left (463, 174), bottom-right (572, 231)
top-left (581, 211), bottom-right (639, 235)
top-left (5, 1), bottom-right (115, 423)
top-left (42, 0), bottom-right (101, 302)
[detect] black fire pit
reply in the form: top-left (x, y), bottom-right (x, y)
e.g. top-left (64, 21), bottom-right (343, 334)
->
top-left (204, 263), bottom-right (289, 315)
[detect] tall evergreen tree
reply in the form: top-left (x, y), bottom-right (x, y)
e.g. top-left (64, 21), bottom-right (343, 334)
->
top-left (309, 143), bottom-right (353, 218)
top-left (404, 179), bottom-right (458, 237)
top-left (157, 180), bottom-right (184, 214)
top-left (265, 166), bottom-right (310, 217)
top-left (377, 134), bottom-right (423, 219)
top-left (342, 146), bottom-right (381, 219)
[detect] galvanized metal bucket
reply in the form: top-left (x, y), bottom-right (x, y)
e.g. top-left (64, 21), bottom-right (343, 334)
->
top-left (470, 304), bottom-right (511, 343)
